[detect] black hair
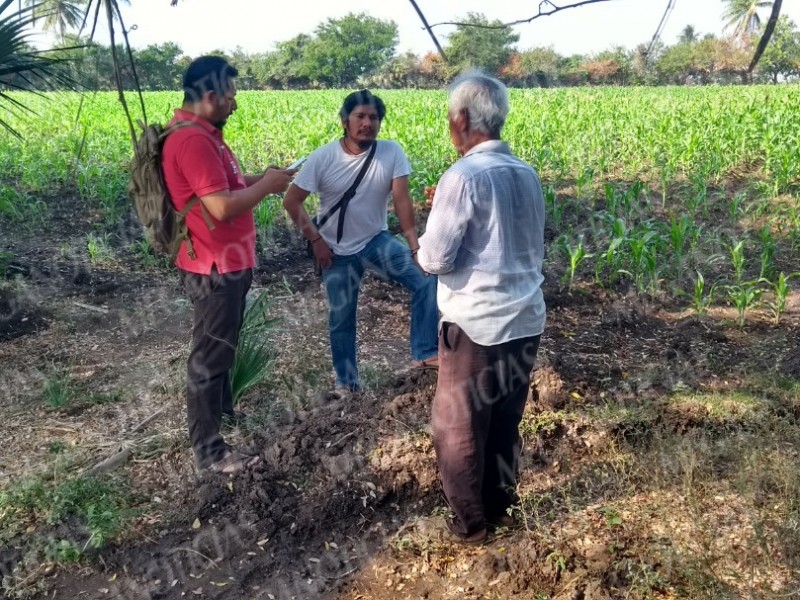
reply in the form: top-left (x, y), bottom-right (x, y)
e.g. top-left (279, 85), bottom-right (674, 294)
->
top-left (182, 55), bottom-right (238, 104)
top-left (339, 89), bottom-right (386, 121)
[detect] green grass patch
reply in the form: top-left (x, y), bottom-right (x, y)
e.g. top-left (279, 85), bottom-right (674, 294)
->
top-left (519, 409), bottom-right (576, 440)
top-left (0, 473), bottom-right (134, 549)
top-left (42, 372), bottom-right (73, 408)
top-left (41, 370), bottom-right (125, 410)
top-left (666, 390), bottom-right (762, 418)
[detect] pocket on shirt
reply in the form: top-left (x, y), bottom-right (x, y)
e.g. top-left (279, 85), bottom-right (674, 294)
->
top-left (440, 321), bottom-right (460, 352)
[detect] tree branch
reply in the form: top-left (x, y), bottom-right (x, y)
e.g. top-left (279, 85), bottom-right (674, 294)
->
top-left (406, 0), bottom-right (448, 62)
top-left (427, 0), bottom-right (618, 29)
top-left (748, 0), bottom-right (782, 73)
top-left (643, 0), bottom-right (676, 59)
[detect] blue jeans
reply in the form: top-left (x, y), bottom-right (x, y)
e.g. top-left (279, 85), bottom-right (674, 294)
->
top-left (321, 231), bottom-right (438, 390)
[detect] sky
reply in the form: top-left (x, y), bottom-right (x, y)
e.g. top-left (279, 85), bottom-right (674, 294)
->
top-left (32, 0), bottom-right (800, 57)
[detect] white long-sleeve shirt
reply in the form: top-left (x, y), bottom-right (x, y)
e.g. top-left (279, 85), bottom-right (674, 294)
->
top-left (417, 139), bottom-right (546, 346)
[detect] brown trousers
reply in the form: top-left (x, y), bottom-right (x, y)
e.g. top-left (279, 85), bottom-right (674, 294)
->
top-left (432, 321), bottom-right (541, 536)
top-left (180, 267), bottom-right (252, 468)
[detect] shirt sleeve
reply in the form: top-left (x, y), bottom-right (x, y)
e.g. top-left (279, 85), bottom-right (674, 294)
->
top-left (417, 168), bottom-right (473, 275)
top-left (391, 142), bottom-right (412, 179)
top-left (292, 149), bottom-right (322, 193)
top-left (176, 133), bottom-right (229, 197)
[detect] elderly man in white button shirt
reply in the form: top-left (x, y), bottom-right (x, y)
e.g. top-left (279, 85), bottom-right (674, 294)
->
top-left (417, 72), bottom-right (546, 545)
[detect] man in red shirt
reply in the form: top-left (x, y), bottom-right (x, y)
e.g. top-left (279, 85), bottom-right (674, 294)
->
top-left (162, 56), bottom-right (293, 474)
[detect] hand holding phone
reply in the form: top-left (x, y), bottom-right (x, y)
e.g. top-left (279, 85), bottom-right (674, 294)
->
top-left (288, 156), bottom-right (307, 170)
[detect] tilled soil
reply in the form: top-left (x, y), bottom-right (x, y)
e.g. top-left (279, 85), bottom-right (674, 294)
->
top-left (3, 197), bottom-right (800, 599)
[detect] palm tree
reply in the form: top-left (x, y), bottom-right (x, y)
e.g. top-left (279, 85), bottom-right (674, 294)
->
top-left (723, 0), bottom-right (773, 38)
top-left (26, 0), bottom-right (130, 42)
top-left (679, 24), bottom-right (698, 44)
top-left (0, 0), bottom-right (78, 137)
top-left (25, 0), bottom-right (87, 41)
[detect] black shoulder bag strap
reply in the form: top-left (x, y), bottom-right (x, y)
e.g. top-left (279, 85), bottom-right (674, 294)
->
top-left (316, 141), bottom-right (378, 243)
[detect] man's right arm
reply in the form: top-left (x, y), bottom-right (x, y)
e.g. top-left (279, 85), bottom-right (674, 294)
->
top-left (283, 183), bottom-right (318, 241)
top-left (284, 183), bottom-right (334, 271)
top-left (200, 169), bottom-right (292, 222)
top-left (417, 171), bottom-right (473, 275)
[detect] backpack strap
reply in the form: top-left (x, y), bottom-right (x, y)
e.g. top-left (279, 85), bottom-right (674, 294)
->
top-left (159, 120), bottom-right (201, 141)
top-left (162, 121), bottom-right (218, 254)
top-left (178, 196), bottom-right (215, 229)
top-left (316, 141), bottom-right (378, 244)
top-left (174, 196), bottom-right (217, 260)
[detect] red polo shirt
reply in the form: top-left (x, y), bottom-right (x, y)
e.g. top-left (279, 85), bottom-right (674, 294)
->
top-left (161, 109), bottom-right (254, 275)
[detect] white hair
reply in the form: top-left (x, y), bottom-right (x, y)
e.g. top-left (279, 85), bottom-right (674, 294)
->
top-left (448, 70), bottom-right (509, 136)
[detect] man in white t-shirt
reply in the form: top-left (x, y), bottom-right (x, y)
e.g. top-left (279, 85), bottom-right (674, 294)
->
top-left (283, 90), bottom-right (438, 397)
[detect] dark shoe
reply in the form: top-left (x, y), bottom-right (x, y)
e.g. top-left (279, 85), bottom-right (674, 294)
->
top-left (487, 513), bottom-right (522, 530)
top-left (205, 451), bottom-right (261, 475)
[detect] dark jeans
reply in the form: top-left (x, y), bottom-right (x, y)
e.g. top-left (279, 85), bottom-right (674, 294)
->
top-left (431, 322), bottom-right (541, 536)
top-left (180, 267), bottom-right (252, 468)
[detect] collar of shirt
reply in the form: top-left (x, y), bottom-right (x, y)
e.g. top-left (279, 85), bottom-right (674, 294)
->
top-left (464, 139), bottom-right (511, 157)
top-left (171, 109), bottom-right (222, 141)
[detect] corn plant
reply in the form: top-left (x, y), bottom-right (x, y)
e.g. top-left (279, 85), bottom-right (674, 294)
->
top-left (254, 197), bottom-right (283, 230)
top-left (689, 271), bottom-right (716, 316)
top-left (621, 228), bottom-right (660, 295)
top-left (574, 166), bottom-right (595, 203)
top-left (763, 272), bottom-right (799, 325)
top-left (658, 161), bottom-right (675, 210)
top-left (758, 226), bottom-right (776, 282)
top-left (594, 216), bottom-right (629, 287)
top-left (594, 235), bottom-right (626, 288)
top-left (543, 185), bottom-right (564, 230)
top-left (729, 240), bottom-right (746, 285)
top-left (667, 214), bottom-right (694, 277)
top-left (728, 191), bottom-right (746, 224)
top-left (688, 167), bottom-right (711, 217)
top-left (86, 233), bottom-right (113, 264)
top-left (727, 281), bottom-right (764, 329)
top-left (621, 181), bottom-right (644, 221)
top-left (603, 183), bottom-right (619, 216)
top-left (559, 236), bottom-right (592, 290)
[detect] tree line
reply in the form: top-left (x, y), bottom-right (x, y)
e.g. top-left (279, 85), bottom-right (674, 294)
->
top-left (47, 11), bottom-right (800, 91)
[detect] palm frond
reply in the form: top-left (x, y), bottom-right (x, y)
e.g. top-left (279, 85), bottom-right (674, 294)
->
top-left (0, 0), bottom-right (80, 137)
top-left (231, 292), bottom-right (281, 404)
top-left (723, 0), bottom-right (773, 37)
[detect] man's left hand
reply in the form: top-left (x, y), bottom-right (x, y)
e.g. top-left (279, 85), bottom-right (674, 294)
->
top-left (412, 250), bottom-right (429, 276)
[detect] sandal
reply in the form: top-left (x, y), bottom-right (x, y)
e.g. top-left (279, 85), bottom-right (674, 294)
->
top-left (328, 385), bottom-right (358, 401)
top-left (206, 450), bottom-right (261, 475)
top-left (409, 515), bottom-right (487, 547)
top-left (412, 356), bottom-right (439, 370)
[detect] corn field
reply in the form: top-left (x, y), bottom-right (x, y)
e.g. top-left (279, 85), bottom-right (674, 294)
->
top-left (2, 86), bottom-right (800, 323)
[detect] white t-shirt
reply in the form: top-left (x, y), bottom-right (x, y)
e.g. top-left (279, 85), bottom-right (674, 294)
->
top-left (293, 139), bottom-right (412, 256)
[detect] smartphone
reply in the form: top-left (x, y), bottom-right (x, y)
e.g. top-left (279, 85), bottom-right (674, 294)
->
top-left (288, 156), bottom-right (307, 170)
